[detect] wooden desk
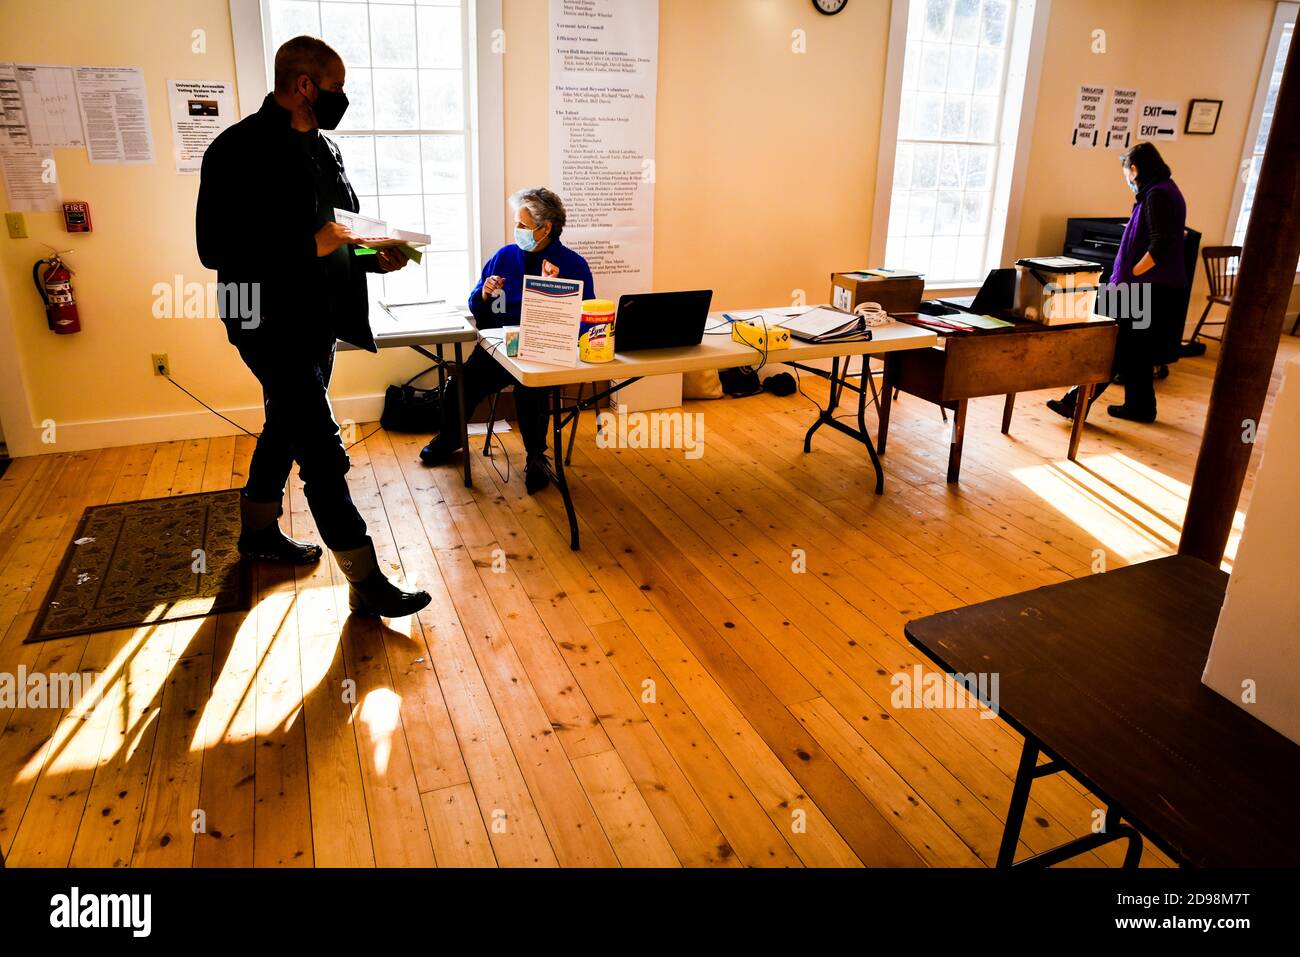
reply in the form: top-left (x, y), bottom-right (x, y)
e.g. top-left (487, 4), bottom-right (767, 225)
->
top-left (877, 315), bottom-right (1117, 482)
top-left (906, 555), bottom-right (1300, 868)
top-left (481, 316), bottom-right (937, 548)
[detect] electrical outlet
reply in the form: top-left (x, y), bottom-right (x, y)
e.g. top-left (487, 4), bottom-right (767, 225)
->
top-left (151, 353), bottom-right (170, 377)
top-left (4, 212), bottom-right (27, 239)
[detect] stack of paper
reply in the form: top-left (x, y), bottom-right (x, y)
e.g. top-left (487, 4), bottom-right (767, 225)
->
top-left (779, 306), bottom-right (870, 343)
top-left (333, 208), bottom-right (430, 263)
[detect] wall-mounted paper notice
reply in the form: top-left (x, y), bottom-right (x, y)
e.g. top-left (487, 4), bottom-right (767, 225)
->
top-left (548, 0), bottom-right (659, 305)
top-left (16, 65), bottom-right (84, 148)
top-left (1106, 87), bottom-right (1139, 150)
top-left (1071, 84), bottom-right (1106, 148)
top-left (519, 276), bottom-right (584, 367)
top-left (167, 79), bottom-right (234, 174)
top-left (74, 65), bottom-right (155, 164)
top-left (0, 148), bottom-right (61, 212)
top-left (1138, 99), bottom-right (1180, 141)
top-left (0, 63), bottom-right (33, 149)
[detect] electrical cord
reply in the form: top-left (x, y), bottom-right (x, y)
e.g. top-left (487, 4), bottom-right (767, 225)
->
top-left (854, 301), bottom-right (891, 326)
top-left (166, 374), bottom-right (388, 452)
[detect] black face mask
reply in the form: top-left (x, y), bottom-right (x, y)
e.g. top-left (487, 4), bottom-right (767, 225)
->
top-left (308, 79), bottom-right (349, 130)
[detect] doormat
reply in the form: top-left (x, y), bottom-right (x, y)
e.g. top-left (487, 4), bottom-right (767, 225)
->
top-left (26, 489), bottom-right (252, 644)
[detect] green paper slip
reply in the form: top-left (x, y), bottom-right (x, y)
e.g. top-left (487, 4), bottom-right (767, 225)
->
top-left (353, 242), bottom-right (423, 264)
top-left (961, 313), bottom-right (1014, 330)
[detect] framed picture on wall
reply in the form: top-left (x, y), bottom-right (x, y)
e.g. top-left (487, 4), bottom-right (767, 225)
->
top-left (1186, 99), bottom-right (1223, 135)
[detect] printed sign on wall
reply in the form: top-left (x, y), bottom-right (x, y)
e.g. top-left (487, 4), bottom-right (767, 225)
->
top-left (1071, 84), bottom-right (1106, 148)
top-left (1138, 100), bottom-right (1180, 141)
top-left (1106, 88), bottom-right (1139, 149)
top-left (548, 0), bottom-right (659, 305)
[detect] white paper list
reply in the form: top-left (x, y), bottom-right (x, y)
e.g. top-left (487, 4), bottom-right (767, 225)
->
top-left (548, 0), bottom-right (659, 304)
top-left (74, 65), bottom-right (155, 164)
top-left (16, 64), bottom-right (85, 148)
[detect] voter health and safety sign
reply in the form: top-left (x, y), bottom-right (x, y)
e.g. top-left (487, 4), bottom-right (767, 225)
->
top-left (519, 276), bottom-right (584, 367)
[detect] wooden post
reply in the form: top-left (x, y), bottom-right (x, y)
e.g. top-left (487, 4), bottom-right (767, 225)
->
top-left (1181, 32), bottom-right (1300, 564)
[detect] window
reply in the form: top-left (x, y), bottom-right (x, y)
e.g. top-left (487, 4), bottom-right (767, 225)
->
top-left (879, 0), bottom-right (1041, 285)
top-left (1230, 4), bottom-right (1296, 247)
top-left (260, 0), bottom-right (479, 309)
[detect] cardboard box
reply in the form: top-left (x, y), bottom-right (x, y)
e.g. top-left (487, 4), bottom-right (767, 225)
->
top-left (831, 271), bottom-right (925, 315)
top-left (611, 374), bottom-right (683, 414)
top-left (1013, 256), bottom-right (1103, 325)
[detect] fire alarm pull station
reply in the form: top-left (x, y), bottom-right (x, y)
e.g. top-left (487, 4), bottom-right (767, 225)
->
top-left (63, 202), bottom-right (92, 233)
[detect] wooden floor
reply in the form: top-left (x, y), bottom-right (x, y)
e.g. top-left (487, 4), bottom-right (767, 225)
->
top-left (0, 335), bottom-right (1293, 868)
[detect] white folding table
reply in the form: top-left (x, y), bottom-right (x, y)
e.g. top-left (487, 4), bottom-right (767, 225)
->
top-left (339, 310), bottom-right (478, 488)
top-left (478, 316), bottom-right (938, 549)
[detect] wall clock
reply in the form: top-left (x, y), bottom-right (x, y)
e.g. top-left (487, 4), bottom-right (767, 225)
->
top-left (813, 0), bottom-right (849, 14)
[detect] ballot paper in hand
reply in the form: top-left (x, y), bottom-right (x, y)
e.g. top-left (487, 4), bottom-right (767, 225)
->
top-left (333, 208), bottom-right (430, 263)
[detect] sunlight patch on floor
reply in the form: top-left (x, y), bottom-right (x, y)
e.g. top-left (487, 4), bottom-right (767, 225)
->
top-left (1012, 452), bottom-right (1244, 570)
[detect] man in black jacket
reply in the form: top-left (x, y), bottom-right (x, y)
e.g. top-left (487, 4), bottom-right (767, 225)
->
top-left (197, 35), bottom-right (429, 618)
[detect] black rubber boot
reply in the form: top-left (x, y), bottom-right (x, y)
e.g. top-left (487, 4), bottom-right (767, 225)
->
top-left (1045, 395), bottom-right (1076, 421)
top-left (419, 377), bottom-right (465, 465)
top-left (334, 539), bottom-right (432, 617)
top-left (238, 496), bottom-right (322, 564)
top-left (524, 455), bottom-right (550, 495)
top-left (1107, 404), bottom-right (1157, 423)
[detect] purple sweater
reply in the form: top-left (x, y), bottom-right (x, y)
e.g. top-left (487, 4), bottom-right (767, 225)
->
top-left (1113, 177), bottom-right (1187, 287)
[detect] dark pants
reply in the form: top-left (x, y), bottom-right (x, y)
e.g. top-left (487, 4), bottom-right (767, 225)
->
top-left (1072, 282), bottom-right (1180, 414)
top-left (437, 347), bottom-right (550, 458)
top-left (236, 334), bottom-right (368, 551)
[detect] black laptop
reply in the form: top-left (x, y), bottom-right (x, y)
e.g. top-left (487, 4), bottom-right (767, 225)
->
top-left (920, 268), bottom-right (1016, 316)
top-left (615, 290), bottom-right (713, 352)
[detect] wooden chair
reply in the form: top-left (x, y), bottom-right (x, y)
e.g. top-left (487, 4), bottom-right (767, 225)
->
top-left (1186, 245), bottom-right (1240, 346)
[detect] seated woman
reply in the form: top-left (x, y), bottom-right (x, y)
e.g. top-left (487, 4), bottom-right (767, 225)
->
top-left (419, 187), bottom-right (594, 492)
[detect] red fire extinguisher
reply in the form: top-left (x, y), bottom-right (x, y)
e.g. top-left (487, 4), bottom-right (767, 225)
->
top-left (33, 252), bottom-right (81, 335)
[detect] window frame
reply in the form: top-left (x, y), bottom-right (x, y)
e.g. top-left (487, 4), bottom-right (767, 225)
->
top-left (1224, 0), bottom-right (1297, 249)
top-left (869, 0), bottom-right (1051, 290)
top-left (227, 0), bottom-right (504, 272)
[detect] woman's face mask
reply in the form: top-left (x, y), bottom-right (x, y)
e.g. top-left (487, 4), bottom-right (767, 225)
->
top-left (1124, 166), bottom-right (1139, 194)
top-left (515, 225), bottom-right (538, 251)
top-left (515, 220), bottom-right (547, 252)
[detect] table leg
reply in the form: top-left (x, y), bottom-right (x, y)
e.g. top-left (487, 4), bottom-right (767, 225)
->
top-left (997, 737), bottom-right (1041, 868)
top-left (436, 342), bottom-right (446, 396)
top-left (946, 399), bottom-right (968, 484)
top-left (1001, 393), bottom-right (1015, 435)
top-left (1068, 382), bottom-right (1093, 461)
top-left (803, 356), bottom-right (841, 452)
top-left (565, 382), bottom-right (584, 466)
top-left (877, 364), bottom-right (893, 455)
top-left (801, 358), bottom-right (885, 494)
top-left (549, 386), bottom-right (580, 550)
top-left (455, 341), bottom-right (471, 488)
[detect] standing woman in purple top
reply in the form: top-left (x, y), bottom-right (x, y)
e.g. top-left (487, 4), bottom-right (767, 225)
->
top-left (1047, 142), bottom-right (1187, 424)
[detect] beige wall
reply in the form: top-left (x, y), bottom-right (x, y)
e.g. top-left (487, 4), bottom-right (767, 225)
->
top-left (1014, 0), bottom-right (1279, 309)
top-left (0, 0), bottom-right (432, 455)
top-left (0, 0), bottom-right (1291, 455)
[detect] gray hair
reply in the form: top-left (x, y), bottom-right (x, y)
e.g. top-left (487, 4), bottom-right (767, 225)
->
top-left (509, 187), bottom-right (566, 240)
